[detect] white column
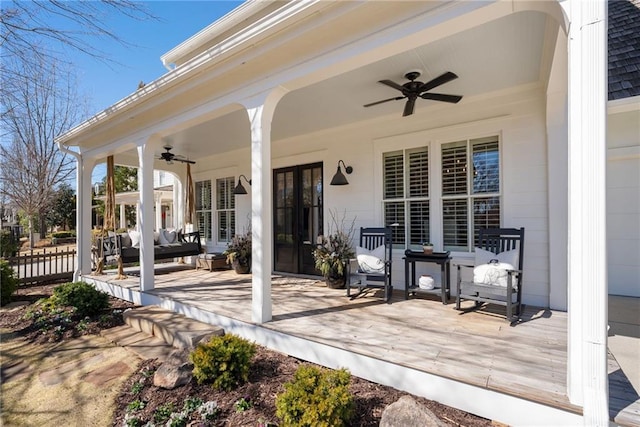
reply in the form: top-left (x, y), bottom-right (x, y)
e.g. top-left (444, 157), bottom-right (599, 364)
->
top-left (564, 0), bottom-right (608, 423)
top-left (243, 87), bottom-right (287, 324)
top-left (119, 204), bottom-right (126, 230)
top-left (79, 157), bottom-right (96, 279)
top-left (155, 195), bottom-right (162, 231)
top-left (137, 141), bottom-right (156, 292)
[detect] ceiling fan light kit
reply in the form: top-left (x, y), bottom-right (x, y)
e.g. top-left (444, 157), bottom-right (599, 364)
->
top-left (364, 70), bottom-right (463, 117)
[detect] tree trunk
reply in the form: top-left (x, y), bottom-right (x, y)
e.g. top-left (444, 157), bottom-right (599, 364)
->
top-left (28, 216), bottom-right (34, 248)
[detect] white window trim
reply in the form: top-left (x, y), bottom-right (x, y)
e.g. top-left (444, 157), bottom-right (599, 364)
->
top-left (374, 126), bottom-right (504, 257)
top-left (437, 135), bottom-right (503, 253)
top-left (193, 166), bottom-right (240, 248)
top-left (215, 176), bottom-right (236, 246)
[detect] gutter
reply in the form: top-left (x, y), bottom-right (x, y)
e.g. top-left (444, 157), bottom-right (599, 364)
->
top-left (160, 0), bottom-right (273, 70)
top-left (57, 141), bottom-right (84, 282)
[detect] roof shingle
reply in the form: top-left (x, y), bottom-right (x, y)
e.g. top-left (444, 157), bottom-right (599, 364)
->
top-left (608, 0), bottom-right (640, 100)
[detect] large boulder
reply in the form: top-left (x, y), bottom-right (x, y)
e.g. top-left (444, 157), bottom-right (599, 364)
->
top-left (153, 350), bottom-right (192, 389)
top-left (380, 395), bottom-right (447, 427)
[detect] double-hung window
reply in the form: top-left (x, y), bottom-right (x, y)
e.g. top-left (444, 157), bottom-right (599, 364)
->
top-left (195, 180), bottom-right (212, 241)
top-left (441, 136), bottom-right (500, 251)
top-left (216, 177), bottom-right (235, 244)
top-left (382, 147), bottom-right (430, 248)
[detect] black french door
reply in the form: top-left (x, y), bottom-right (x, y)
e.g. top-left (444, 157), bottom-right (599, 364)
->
top-left (273, 163), bottom-right (323, 275)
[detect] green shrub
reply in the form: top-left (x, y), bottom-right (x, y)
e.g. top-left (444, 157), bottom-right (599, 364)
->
top-left (0, 230), bottom-right (19, 258)
top-left (276, 364), bottom-right (354, 427)
top-left (52, 281), bottom-right (109, 317)
top-left (51, 231), bottom-right (75, 239)
top-left (189, 334), bottom-right (256, 391)
top-left (0, 259), bottom-right (19, 306)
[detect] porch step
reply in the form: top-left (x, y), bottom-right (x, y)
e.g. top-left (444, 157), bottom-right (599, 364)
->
top-left (122, 306), bottom-right (224, 350)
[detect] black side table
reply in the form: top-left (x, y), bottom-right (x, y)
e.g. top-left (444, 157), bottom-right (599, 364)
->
top-left (403, 250), bottom-right (451, 304)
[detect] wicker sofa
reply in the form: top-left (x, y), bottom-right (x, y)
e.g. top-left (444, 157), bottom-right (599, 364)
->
top-left (98, 230), bottom-right (202, 264)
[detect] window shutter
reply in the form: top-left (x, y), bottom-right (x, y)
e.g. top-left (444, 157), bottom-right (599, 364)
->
top-left (383, 151), bottom-right (404, 199)
top-left (472, 196), bottom-right (501, 245)
top-left (196, 180), bottom-right (211, 210)
top-left (443, 199), bottom-right (468, 251)
top-left (383, 201), bottom-right (405, 247)
top-left (442, 141), bottom-right (467, 195)
top-left (216, 177), bottom-right (235, 210)
top-left (407, 148), bottom-right (428, 198)
top-left (409, 201), bottom-right (429, 245)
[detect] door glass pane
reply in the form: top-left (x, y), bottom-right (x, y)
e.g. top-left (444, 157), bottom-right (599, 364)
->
top-left (285, 172), bottom-right (294, 207)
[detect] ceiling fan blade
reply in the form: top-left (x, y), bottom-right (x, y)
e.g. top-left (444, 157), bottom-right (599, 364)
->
top-left (419, 71), bottom-right (458, 93)
top-left (378, 79), bottom-right (406, 92)
top-left (420, 92), bottom-right (463, 103)
top-left (363, 96), bottom-right (405, 108)
top-left (176, 158), bottom-right (196, 164)
top-left (402, 98), bottom-right (416, 116)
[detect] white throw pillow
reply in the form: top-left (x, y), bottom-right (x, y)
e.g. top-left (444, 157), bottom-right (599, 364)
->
top-left (159, 229), bottom-right (177, 245)
top-left (475, 247), bottom-right (519, 268)
top-left (473, 262), bottom-right (516, 287)
top-left (356, 245), bottom-right (386, 274)
top-left (473, 247), bottom-right (519, 287)
top-left (164, 229), bottom-right (177, 244)
top-left (129, 230), bottom-right (140, 248)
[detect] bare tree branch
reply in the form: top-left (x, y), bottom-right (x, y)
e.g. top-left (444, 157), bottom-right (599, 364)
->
top-left (0, 53), bottom-right (84, 245)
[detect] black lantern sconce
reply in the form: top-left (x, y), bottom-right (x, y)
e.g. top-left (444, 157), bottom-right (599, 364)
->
top-left (233, 174), bottom-right (252, 195)
top-left (330, 160), bottom-right (353, 186)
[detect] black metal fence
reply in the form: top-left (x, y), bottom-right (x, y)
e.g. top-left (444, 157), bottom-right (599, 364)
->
top-left (6, 247), bottom-right (77, 285)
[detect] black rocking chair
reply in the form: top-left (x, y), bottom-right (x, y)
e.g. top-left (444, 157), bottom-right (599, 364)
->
top-left (347, 227), bottom-right (393, 302)
top-left (455, 227), bottom-right (525, 321)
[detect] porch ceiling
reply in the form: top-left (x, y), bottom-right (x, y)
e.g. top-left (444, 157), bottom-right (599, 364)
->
top-left (161, 9), bottom-right (551, 161)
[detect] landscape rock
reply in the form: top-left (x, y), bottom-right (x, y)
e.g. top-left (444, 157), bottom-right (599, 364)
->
top-left (380, 395), bottom-right (447, 427)
top-left (153, 349), bottom-right (193, 389)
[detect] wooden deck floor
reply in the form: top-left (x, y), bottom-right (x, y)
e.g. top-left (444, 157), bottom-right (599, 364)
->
top-left (93, 264), bottom-right (639, 426)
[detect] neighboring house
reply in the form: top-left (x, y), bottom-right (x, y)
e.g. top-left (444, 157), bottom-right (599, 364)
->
top-left (56, 1), bottom-right (638, 424)
top-left (94, 170), bottom-right (177, 230)
top-left (606, 0), bottom-right (640, 298)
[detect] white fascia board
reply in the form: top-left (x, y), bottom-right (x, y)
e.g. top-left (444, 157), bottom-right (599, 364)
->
top-left (160, 0), bottom-right (273, 70)
top-left (608, 95), bottom-right (640, 114)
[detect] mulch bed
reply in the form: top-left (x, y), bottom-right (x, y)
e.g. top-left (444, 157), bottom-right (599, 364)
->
top-left (1, 283), bottom-right (492, 426)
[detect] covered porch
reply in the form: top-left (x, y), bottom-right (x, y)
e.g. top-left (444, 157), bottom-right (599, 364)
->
top-left (85, 265), bottom-right (639, 426)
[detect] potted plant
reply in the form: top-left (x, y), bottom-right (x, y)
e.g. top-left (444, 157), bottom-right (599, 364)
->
top-left (224, 231), bottom-right (252, 274)
top-left (313, 211), bottom-right (356, 288)
top-left (422, 242), bottom-right (434, 255)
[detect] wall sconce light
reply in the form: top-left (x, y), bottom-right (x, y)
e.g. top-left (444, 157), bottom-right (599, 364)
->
top-left (233, 174), bottom-right (252, 195)
top-left (330, 160), bottom-right (353, 186)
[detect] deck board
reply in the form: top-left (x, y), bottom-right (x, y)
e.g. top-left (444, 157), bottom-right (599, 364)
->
top-left (93, 264), bottom-right (639, 426)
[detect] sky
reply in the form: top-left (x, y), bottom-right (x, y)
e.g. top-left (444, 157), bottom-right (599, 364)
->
top-left (53, 1), bottom-right (243, 183)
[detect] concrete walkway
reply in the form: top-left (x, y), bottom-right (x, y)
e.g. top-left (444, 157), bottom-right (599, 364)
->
top-left (608, 295), bottom-right (640, 393)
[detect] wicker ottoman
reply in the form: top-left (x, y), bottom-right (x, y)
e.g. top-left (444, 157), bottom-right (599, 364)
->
top-left (196, 253), bottom-right (229, 271)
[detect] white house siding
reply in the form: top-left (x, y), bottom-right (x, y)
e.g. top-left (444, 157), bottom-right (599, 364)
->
top-left (261, 84), bottom-right (553, 308)
top-left (607, 108), bottom-right (640, 297)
